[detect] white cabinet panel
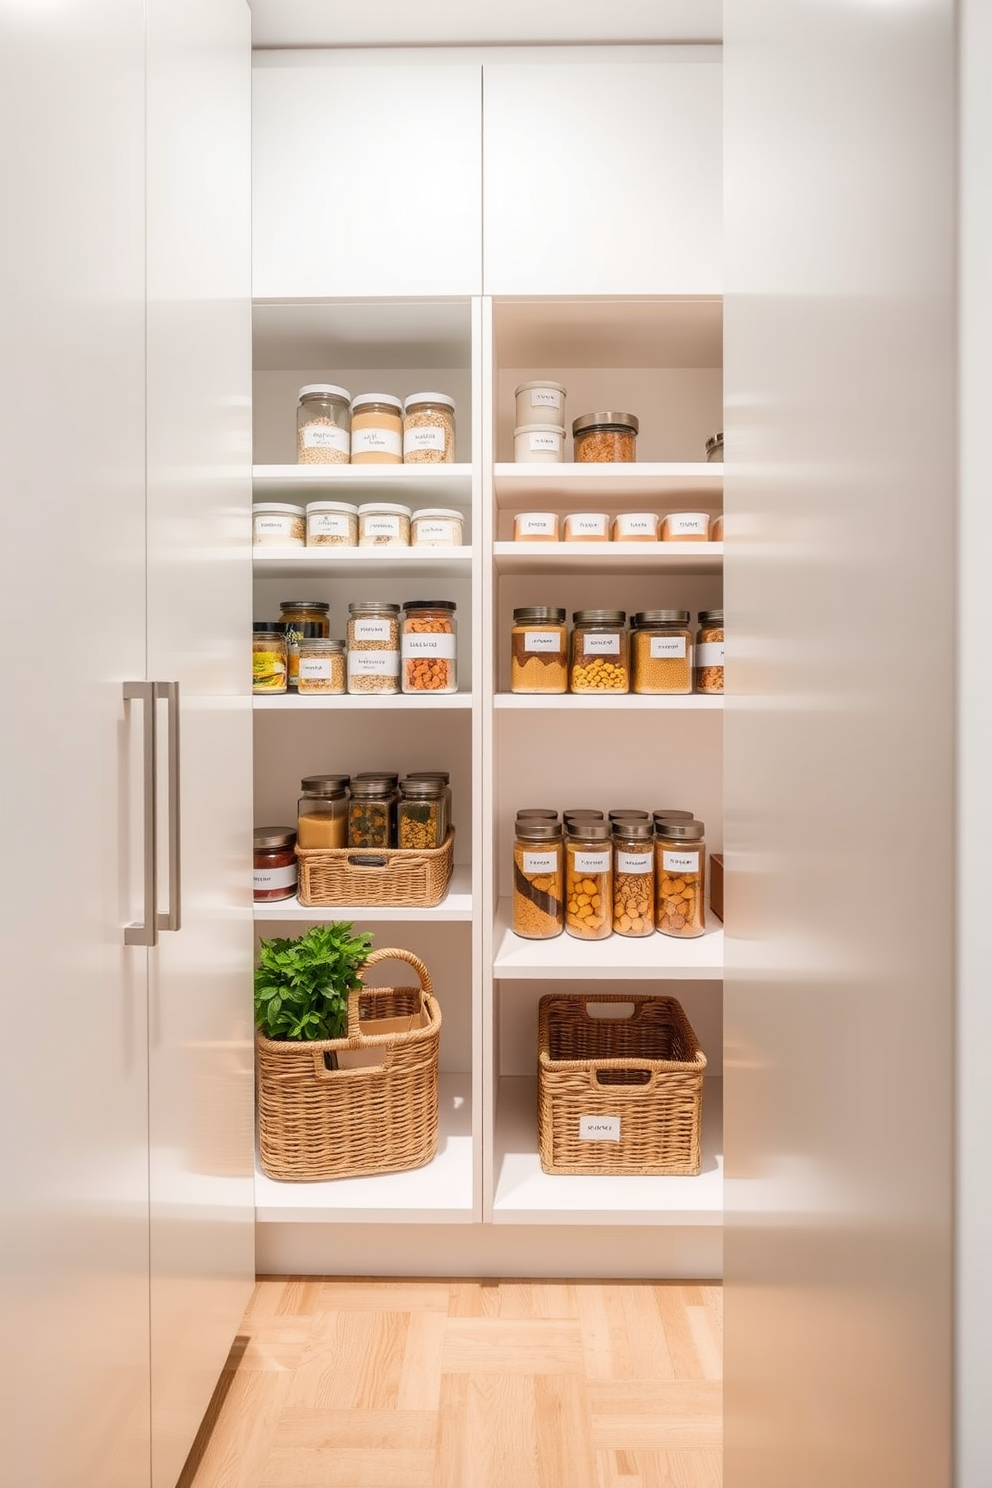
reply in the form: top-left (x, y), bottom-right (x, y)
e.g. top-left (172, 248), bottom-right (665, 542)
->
top-left (483, 55), bottom-right (721, 295)
top-left (252, 54), bottom-right (482, 297)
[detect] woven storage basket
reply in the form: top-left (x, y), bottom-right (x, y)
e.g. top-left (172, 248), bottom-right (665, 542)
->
top-left (256, 947), bottom-right (441, 1182)
top-left (296, 828), bottom-right (454, 908)
top-left (538, 993), bottom-right (706, 1176)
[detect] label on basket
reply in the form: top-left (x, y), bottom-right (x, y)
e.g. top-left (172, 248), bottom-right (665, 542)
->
top-left (579, 1115), bottom-right (621, 1142)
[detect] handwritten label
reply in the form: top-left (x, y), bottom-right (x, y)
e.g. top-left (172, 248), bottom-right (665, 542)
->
top-left (523, 851), bottom-right (558, 875)
top-left (253, 864), bottom-right (297, 891)
top-left (662, 850), bottom-right (700, 875)
top-left (617, 851), bottom-right (652, 875)
top-left (298, 657), bottom-right (332, 680)
top-left (524, 632), bottom-right (562, 653)
top-left (528, 431), bottom-right (562, 453)
top-left (573, 851), bottom-right (610, 874)
top-left (531, 388), bottom-right (562, 409)
top-left (352, 618), bottom-right (393, 642)
top-left (352, 427), bottom-right (402, 457)
top-left (567, 515), bottom-right (607, 537)
top-left (582, 635), bottom-right (620, 656)
top-left (665, 513), bottom-right (709, 537)
top-left (403, 633), bottom-right (456, 659)
top-left (615, 513), bottom-right (656, 537)
top-left (414, 519), bottom-right (458, 543)
top-left (362, 514), bottom-right (402, 538)
top-left (579, 1115), bottom-right (621, 1142)
top-left (404, 426), bottom-right (446, 453)
top-left (309, 511), bottom-right (352, 538)
top-left (650, 635), bottom-right (687, 660)
top-left (302, 424), bottom-right (349, 453)
top-left (516, 514), bottom-right (557, 536)
top-left (348, 650), bottom-right (399, 677)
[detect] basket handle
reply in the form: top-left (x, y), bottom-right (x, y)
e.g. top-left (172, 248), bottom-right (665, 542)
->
top-left (347, 947), bottom-right (436, 1039)
top-left (309, 1049), bottom-right (389, 1080)
top-left (585, 1001), bottom-right (636, 1020)
top-left (591, 1060), bottom-right (659, 1090)
top-left (345, 852), bottom-right (389, 868)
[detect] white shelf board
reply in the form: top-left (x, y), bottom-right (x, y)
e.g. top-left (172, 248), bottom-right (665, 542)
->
top-left (493, 1076), bottom-right (723, 1227)
top-left (254, 1073), bottom-right (474, 1224)
top-left (253, 545), bottom-right (472, 580)
top-left (253, 866), bottom-right (473, 923)
top-left (494, 540), bottom-right (721, 576)
top-left (253, 691), bottom-right (473, 711)
top-left (493, 901), bottom-right (724, 980)
top-left (494, 693), bottom-right (723, 712)
top-left (252, 463), bottom-right (473, 502)
top-left (494, 463), bottom-right (722, 509)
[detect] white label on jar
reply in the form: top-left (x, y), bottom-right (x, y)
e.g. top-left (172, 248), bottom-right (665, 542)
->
top-left (254, 514), bottom-right (297, 539)
top-left (579, 1115), bottom-right (620, 1142)
top-left (662, 850), bottom-right (700, 874)
top-left (649, 635), bottom-right (687, 660)
top-left (531, 388), bottom-right (562, 410)
top-left (414, 519), bottom-right (457, 544)
top-left (298, 657), bottom-right (333, 680)
top-left (348, 650), bottom-right (400, 677)
top-left (582, 635), bottom-right (621, 656)
top-left (697, 642), bottom-right (725, 666)
top-left (516, 514), bottom-right (557, 537)
top-left (404, 426), bottom-right (446, 453)
top-left (528, 431), bottom-right (562, 453)
top-left (352, 618), bottom-right (393, 642)
top-left (362, 514), bottom-right (402, 538)
top-left (352, 427), bottom-right (402, 457)
top-left (403, 633), bottom-right (456, 659)
top-left (309, 511), bottom-right (352, 538)
top-left (666, 514), bottom-right (709, 536)
top-left (615, 513), bottom-right (656, 538)
top-left (302, 424), bottom-right (349, 453)
top-left (617, 851), bottom-right (652, 875)
top-left (568, 515), bottom-right (608, 537)
top-left (524, 631), bottom-right (562, 653)
top-left (253, 864), bottom-right (297, 891)
top-left (573, 851), bottom-right (611, 874)
top-left (523, 851), bottom-right (559, 874)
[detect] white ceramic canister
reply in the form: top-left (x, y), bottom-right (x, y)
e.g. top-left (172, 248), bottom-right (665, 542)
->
top-left (410, 507), bottom-right (464, 547)
top-left (252, 502), bottom-right (305, 547)
top-left (660, 511), bottom-right (711, 542)
top-left (513, 512), bottom-right (560, 542)
top-left (514, 380), bottom-right (566, 429)
top-left (513, 424), bottom-right (565, 463)
top-left (562, 512), bottom-right (611, 542)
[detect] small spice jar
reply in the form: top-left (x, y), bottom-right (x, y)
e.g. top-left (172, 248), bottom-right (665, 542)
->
top-left (297, 778), bottom-right (348, 850)
top-left (253, 826), bottom-right (297, 902)
top-left (572, 411), bottom-right (638, 463)
top-left (655, 819), bottom-right (706, 939)
top-left (402, 600), bottom-right (457, 695)
top-left (346, 601), bottom-right (401, 695)
top-left (613, 512), bottom-right (659, 542)
top-left (296, 632), bottom-right (346, 696)
top-left (514, 380), bottom-right (566, 428)
top-left (253, 502), bottom-right (305, 547)
top-left (348, 776), bottom-right (398, 849)
top-left (513, 512), bottom-right (559, 542)
top-left (411, 507), bottom-right (464, 547)
top-left (252, 622), bottom-right (288, 695)
top-left (563, 512), bottom-right (610, 543)
top-left (630, 610), bottom-right (693, 696)
top-left (565, 821), bottom-right (613, 941)
top-left (612, 819), bottom-right (655, 937)
top-left (511, 607), bottom-right (568, 695)
top-left (661, 512), bottom-right (711, 542)
top-left (407, 770), bottom-right (452, 840)
top-left (569, 610), bottom-right (629, 694)
top-left (513, 424), bottom-right (566, 463)
top-left (403, 392), bottom-right (456, 464)
top-left (513, 820), bottom-right (564, 940)
top-left (695, 609), bottom-right (725, 695)
top-left (358, 502), bottom-right (411, 547)
top-left (306, 500), bottom-right (358, 547)
top-left (279, 600), bottom-right (330, 689)
top-left (350, 393), bottom-right (403, 464)
top-left (705, 432), bottom-right (724, 463)
top-left (296, 384), bottom-right (351, 465)
top-left (397, 777), bottom-right (446, 850)
top-left (710, 515), bottom-right (724, 542)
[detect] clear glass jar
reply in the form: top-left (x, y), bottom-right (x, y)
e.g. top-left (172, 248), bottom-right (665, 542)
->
top-left (403, 392), bottom-right (456, 464)
top-left (296, 383), bottom-right (351, 465)
top-left (297, 780), bottom-right (348, 850)
top-left (397, 778), bottom-right (446, 850)
top-left (347, 776), bottom-right (398, 849)
top-left (407, 770), bottom-right (452, 840)
top-left (253, 502), bottom-right (305, 547)
top-left (411, 508), bottom-right (463, 547)
top-left (612, 820), bottom-right (655, 937)
top-left (563, 512), bottom-right (610, 542)
top-left (513, 424), bottom-right (565, 463)
top-left (608, 809), bottom-right (650, 825)
top-left (297, 633), bottom-right (346, 695)
top-left (705, 432), bottom-right (724, 463)
top-left (511, 607), bottom-right (567, 694)
top-left (253, 826), bottom-right (297, 902)
top-left (660, 511), bottom-right (710, 541)
top-left (565, 821), bottom-right (613, 940)
top-left (306, 500), bottom-right (358, 547)
top-left (346, 601), bottom-right (401, 695)
top-left (358, 502), bottom-right (411, 547)
top-left (695, 609), bottom-right (725, 695)
top-left (655, 819), bottom-right (706, 939)
top-left (279, 600), bottom-right (330, 690)
top-left (514, 380), bottom-right (566, 428)
top-left (563, 810), bottom-right (605, 826)
top-left (514, 820), bottom-right (565, 939)
top-left (569, 610), bottom-right (629, 694)
top-left (572, 411), bottom-right (638, 463)
top-left (653, 808), bottom-right (695, 830)
top-left (252, 623), bottom-right (287, 695)
top-left (350, 393), bottom-right (403, 464)
top-left (630, 609), bottom-right (693, 696)
top-left (516, 808), bottom-right (559, 822)
top-left (513, 511), bottom-right (560, 542)
top-left (613, 511), bottom-right (659, 542)
top-left (402, 600), bottom-right (457, 695)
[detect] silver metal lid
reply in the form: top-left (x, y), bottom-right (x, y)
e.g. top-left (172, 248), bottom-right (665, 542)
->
top-left (299, 637), bottom-right (346, 652)
top-left (608, 809), bottom-right (650, 821)
top-left (567, 820), bottom-right (612, 842)
top-left (408, 771), bottom-right (451, 784)
top-left (652, 809), bottom-right (694, 823)
top-left (279, 600), bottom-right (330, 613)
top-left (301, 773), bottom-right (351, 791)
top-left (350, 776), bottom-right (397, 796)
top-left (698, 610), bottom-right (724, 625)
top-left (631, 610), bottom-right (690, 627)
top-left (656, 820), bottom-right (705, 841)
top-left (516, 808), bottom-right (559, 820)
top-left (254, 826), bottom-right (296, 850)
top-left (400, 778), bottom-right (445, 798)
top-left (513, 607), bottom-right (566, 624)
top-left (572, 609), bottom-right (625, 626)
top-left (612, 819), bottom-right (654, 840)
top-left (572, 410), bottom-right (639, 436)
top-left (563, 809), bottom-right (605, 821)
top-left (299, 780), bottom-right (346, 800)
top-left (516, 820), bottom-right (563, 842)
top-left (348, 601), bottom-right (400, 615)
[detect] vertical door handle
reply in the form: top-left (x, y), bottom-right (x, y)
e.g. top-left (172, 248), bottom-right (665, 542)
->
top-left (155, 680), bottom-right (181, 932)
top-left (124, 681), bottom-right (158, 947)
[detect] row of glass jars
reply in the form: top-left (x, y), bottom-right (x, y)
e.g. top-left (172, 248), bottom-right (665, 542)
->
top-left (511, 608), bottom-right (724, 696)
top-left (252, 599), bottom-right (458, 696)
top-left (512, 808), bottom-right (707, 941)
top-left (252, 501), bottom-right (463, 549)
top-left (296, 385), bottom-right (456, 465)
top-left (297, 771), bottom-right (451, 853)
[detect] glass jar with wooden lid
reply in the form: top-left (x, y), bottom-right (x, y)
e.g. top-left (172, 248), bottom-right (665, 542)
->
top-left (569, 610), bottom-right (629, 694)
top-left (612, 819), bottom-right (655, 937)
top-left (511, 607), bottom-right (567, 694)
top-left (630, 610), bottom-right (693, 695)
top-left (513, 820), bottom-right (564, 940)
top-left (297, 779), bottom-right (348, 850)
top-left (655, 819), bottom-right (706, 939)
top-left (564, 820), bottom-right (613, 940)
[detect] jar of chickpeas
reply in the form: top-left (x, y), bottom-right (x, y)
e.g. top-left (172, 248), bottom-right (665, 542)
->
top-left (655, 819), bottom-right (706, 939)
top-left (569, 610), bottom-right (629, 694)
top-left (564, 820), bottom-right (613, 940)
top-left (612, 819), bottom-right (655, 937)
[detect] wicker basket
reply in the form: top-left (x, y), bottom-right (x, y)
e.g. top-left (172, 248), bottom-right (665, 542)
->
top-left (256, 947), bottom-right (441, 1182)
top-left (538, 993), bottom-right (706, 1176)
top-left (296, 828), bottom-right (454, 908)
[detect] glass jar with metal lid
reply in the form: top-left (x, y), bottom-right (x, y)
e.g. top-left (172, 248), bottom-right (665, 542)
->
top-left (511, 607), bottom-right (567, 694)
top-left (403, 392), bottom-right (456, 464)
top-left (516, 807), bottom-right (559, 822)
top-left (252, 622), bottom-right (288, 695)
top-left (513, 819), bottom-right (564, 940)
top-left (655, 819), bottom-right (706, 939)
top-left (253, 827), bottom-right (298, 902)
top-left (695, 609), bottom-right (725, 695)
top-left (297, 779), bottom-right (348, 850)
top-left (296, 384), bottom-right (351, 465)
top-left (608, 809), bottom-right (650, 824)
top-left (350, 393), bottom-right (403, 464)
top-left (572, 411), bottom-right (638, 463)
top-left (569, 610), bottom-right (629, 694)
top-left (297, 632), bottom-right (346, 696)
top-left (612, 819), bottom-right (655, 937)
top-left (630, 610), bottom-right (693, 696)
top-left (347, 601), bottom-right (400, 695)
top-left (408, 770), bottom-right (451, 839)
top-left (397, 777), bottom-right (446, 850)
top-left (653, 809), bottom-right (695, 829)
top-left (402, 600), bottom-right (457, 695)
top-left (279, 600), bottom-right (330, 689)
top-left (347, 776), bottom-right (398, 850)
top-left (564, 820), bottom-right (613, 940)
top-left (302, 773), bottom-right (351, 793)
top-left (563, 809), bottom-right (605, 827)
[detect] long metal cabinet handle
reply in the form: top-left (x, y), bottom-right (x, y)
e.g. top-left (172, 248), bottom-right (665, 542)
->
top-left (124, 681), bottom-right (158, 947)
top-left (156, 680), bottom-right (181, 932)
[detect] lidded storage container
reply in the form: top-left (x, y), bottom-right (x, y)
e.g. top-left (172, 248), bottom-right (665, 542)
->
top-left (563, 512), bottom-right (610, 542)
top-left (407, 770), bottom-right (451, 840)
top-left (630, 610), bottom-right (693, 696)
top-left (296, 384), bottom-right (351, 465)
top-left (513, 819), bottom-right (565, 940)
top-left (401, 600), bottom-right (457, 695)
top-left (569, 610), bottom-right (629, 694)
top-left (655, 819), bottom-right (706, 939)
top-left (572, 411), bottom-right (638, 463)
top-left (513, 512), bottom-right (560, 542)
top-left (695, 609), bottom-right (725, 695)
top-left (660, 511), bottom-right (710, 541)
top-left (613, 511), bottom-right (659, 542)
top-left (403, 392), bottom-right (456, 464)
top-left (511, 607), bottom-right (568, 694)
top-left (306, 500), bottom-right (358, 547)
top-left (297, 777), bottom-right (348, 850)
top-left (279, 600), bottom-right (330, 689)
top-left (252, 622), bottom-right (287, 695)
top-left (612, 819), bottom-right (655, 937)
top-left (358, 502), bottom-right (411, 547)
top-left (253, 503), bottom-right (305, 547)
top-left (564, 820), bottom-right (613, 941)
top-left (347, 601), bottom-right (400, 695)
top-left (411, 508), bottom-right (463, 547)
top-left (513, 424), bottom-right (566, 463)
top-left (296, 632), bottom-right (346, 695)
top-left (514, 380), bottom-right (566, 427)
top-left (253, 827), bottom-right (297, 903)
top-left (397, 778), bottom-right (447, 850)
top-left (347, 775), bottom-right (398, 850)
top-left (350, 393), bottom-right (403, 464)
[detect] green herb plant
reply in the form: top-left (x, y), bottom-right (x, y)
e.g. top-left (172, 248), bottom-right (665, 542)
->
top-left (254, 923), bottom-right (374, 1042)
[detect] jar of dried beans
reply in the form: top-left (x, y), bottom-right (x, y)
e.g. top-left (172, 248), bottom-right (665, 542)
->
top-left (511, 607), bottom-right (567, 694)
top-left (513, 820), bottom-right (564, 940)
top-left (347, 601), bottom-right (401, 695)
top-left (306, 500), bottom-right (358, 547)
top-left (612, 819), bottom-right (655, 937)
top-left (401, 600), bottom-right (457, 695)
top-left (572, 411), bottom-right (638, 463)
top-left (695, 609), bottom-right (725, 695)
top-left (252, 623), bottom-right (288, 695)
top-left (296, 384), bottom-right (351, 465)
top-left (253, 827), bottom-right (297, 902)
top-left (397, 778), bottom-right (446, 850)
top-left (655, 819), bottom-right (706, 939)
top-left (297, 633), bottom-right (346, 695)
top-left (403, 392), bottom-right (456, 463)
top-left (347, 776), bottom-right (398, 849)
top-left (279, 600), bottom-right (330, 690)
top-left (350, 393), bottom-right (403, 464)
top-left (630, 610), bottom-right (693, 695)
top-left (569, 610), bottom-right (629, 694)
top-left (565, 821), bottom-right (613, 940)
top-left (297, 779), bottom-right (348, 850)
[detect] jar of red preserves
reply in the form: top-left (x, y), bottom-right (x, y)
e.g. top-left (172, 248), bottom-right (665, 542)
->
top-left (253, 826), bottom-right (297, 903)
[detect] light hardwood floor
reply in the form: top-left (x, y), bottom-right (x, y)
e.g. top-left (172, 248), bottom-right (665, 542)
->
top-left (181, 1278), bottom-right (722, 1488)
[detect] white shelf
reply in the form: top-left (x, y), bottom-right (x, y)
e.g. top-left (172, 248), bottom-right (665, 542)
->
top-left (254, 1073), bottom-right (475, 1224)
top-left (494, 462), bottom-right (722, 509)
top-left (253, 545), bottom-right (472, 579)
top-left (253, 866), bottom-right (474, 923)
top-left (492, 1076), bottom-right (723, 1227)
top-left (494, 693), bottom-right (723, 712)
top-left (253, 690), bottom-right (473, 711)
top-left (252, 463), bottom-right (473, 503)
top-left (493, 901), bottom-right (724, 980)
top-left (494, 540), bottom-right (721, 575)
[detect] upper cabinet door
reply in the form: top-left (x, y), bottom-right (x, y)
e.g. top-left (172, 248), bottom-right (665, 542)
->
top-left (252, 54), bottom-right (482, 297)
top-left (483, 53), bottom-right (722, 295)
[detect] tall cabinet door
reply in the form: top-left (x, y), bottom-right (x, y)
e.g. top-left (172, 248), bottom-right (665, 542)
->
top-left (145, 3), bottom-right (254, 1484)
top-left (0, 4), bottom-right (151, 1487)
